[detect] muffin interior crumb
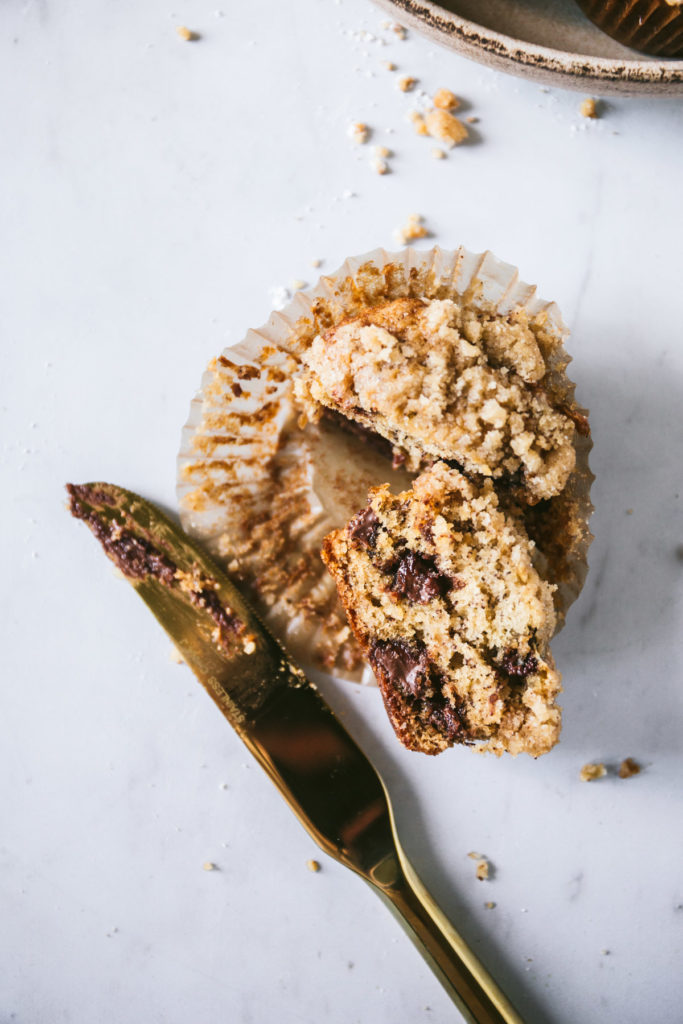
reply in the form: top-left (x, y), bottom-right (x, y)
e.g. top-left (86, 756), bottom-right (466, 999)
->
top-left (321, 463), bottom-right (562, 757)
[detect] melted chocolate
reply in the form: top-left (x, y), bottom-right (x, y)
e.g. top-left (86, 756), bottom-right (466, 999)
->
top-left (348, 507), bottom-right (380, 551)
top-left (67, 483), bottom-right (243, 647)
top-left (389, 550), bottom-right (452, 604)
top-left (369, 638), bottom-right (468, 744)
top-left (499, 649), bottom-right (538, 679)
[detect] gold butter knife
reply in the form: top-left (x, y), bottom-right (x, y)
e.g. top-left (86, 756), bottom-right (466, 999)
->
top-left (67, 481), bottom-right (524, 1024)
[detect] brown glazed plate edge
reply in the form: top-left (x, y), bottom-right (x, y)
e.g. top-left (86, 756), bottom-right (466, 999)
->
top-left (374, 0), bottom-right (683, 96)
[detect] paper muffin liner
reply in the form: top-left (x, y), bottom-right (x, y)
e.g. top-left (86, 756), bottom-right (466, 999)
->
top-left (177, 246), bottom-right (594, 683)
top-left (575, 0), bottom-right (683, 58)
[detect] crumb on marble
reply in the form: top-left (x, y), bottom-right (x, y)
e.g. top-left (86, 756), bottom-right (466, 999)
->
top-left (431, 147), bottom-right (446, 160)
top-left (468, 851), bottom-right (491, 880)
top-left (202, 861), bottom-right (217, 871)
top-left (348, 121), bottom-right (369, 145)
top-left (383, 60), bottom-right (397, 71)
top-left (485, 901), bottom-right (496, 909)
top-left (580, 97), bottom-right (599, 118)
top-left (374, 145), bottom-right (391, 158)
top-left (290, 279), bottom-right (307, 291)
top-left (397, 75), bottom-right (417, 92)
top-left (384, 21), bottom-right (407, 39)
top-left (177, 26), bottom-right (200, 41)
top-left (310, 258), bottom-right (322, 268)
top-left (372, 157), bottom-right (389, 175)
top-left (394, 213), bottom-right (429, 245)
top-left (466, 115), bottom-right (479, 124)
top-left (169, 645), bottom-right (185, 664)
top-left (580, 762), bottom-right (606, 782)
top-left (307, 859), bottom-right (321, 872)
top-left (424, 108), bottom-right (468, 148)
top-left (618, 757), bottom-right (641, 779)
top-left (408, 110), bottom-right (429, 136)
top-left (433, 88), bottom-right (459, 110)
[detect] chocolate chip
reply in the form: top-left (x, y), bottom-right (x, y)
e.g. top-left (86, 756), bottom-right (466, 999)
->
top-left (389, 550), bottom-right (451, 604)
top-left (369, 638), bottom-right (431, 697)
top-left (348, 506), bottom-right (381, 551)
top-left (369, 638), bottom-right (469, 744)
top-left (499, 649), bottom-right (538, 678)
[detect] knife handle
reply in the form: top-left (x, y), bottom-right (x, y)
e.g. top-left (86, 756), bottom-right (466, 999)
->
top-left (371, 846), bottom-right (524, 1024)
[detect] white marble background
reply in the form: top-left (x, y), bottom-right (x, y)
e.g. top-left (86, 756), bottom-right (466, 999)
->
top-left (2, 1), bottom-right (683, 1022)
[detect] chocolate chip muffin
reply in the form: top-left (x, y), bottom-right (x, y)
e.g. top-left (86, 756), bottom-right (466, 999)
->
top-left (321, 462), bottom-right (562, 757)
top-left (295, 297), bottom-right (578, 506)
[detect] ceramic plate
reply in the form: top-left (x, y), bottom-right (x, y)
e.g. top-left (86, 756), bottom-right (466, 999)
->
top-left (374, 0), bottom-right (683, 95)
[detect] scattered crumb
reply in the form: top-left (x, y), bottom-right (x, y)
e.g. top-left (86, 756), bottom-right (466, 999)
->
top-left (219, 782), bottom-right (228, 790)
top-left (176, 26), bottom-right (200, 41)
top-left (431, 147), bottom-right (446, 160)
top-left (374, 145), bottom-right (391, 158)
top-left (618, 757), bottom-right (642, 779)
top-left (408, 111), bottom-right (429, 136)
top-left (310, 258), bottom-right (322, 268)
top-left (372, 158), bottom-right (389, 174)
top-left (169, 645), bottom-right (185, 664)
top-left (202, 861), bottom-right (217, 871)
top-left (425, 108), bottom-right (468, 148)
top-left (485, 901), bottom-right (496, 910)
top-left (348, 121), bottom-right (369, 144)
top-left (307, 859), bottom-right (321, 872)
top-left (394, 213), bottom-right (429, 245)
top-left (383, 61), bottom-right (396, 71)
top-left (626, 508), bottom-right (633, 515)
top-left (433, 88), bottom-right (459, 110)
top-left (466, 115), bottom-right (479, 124)
top-left (468, 851), bottom-right (491, 880)
top-left (385, 21), bottom-right (407, 39)
top-left (580, 97), bottom-right (599, 118)
top-left (601, 948), bottom-right (611, 956)
top-left (397, 75), bottom-right (417, 92)
top-left (290, 279), bottom-right (307, 291)
top-left (580, 762), bottom-right (607, 782)
top-left (242, 635), bottom-right (257, 655)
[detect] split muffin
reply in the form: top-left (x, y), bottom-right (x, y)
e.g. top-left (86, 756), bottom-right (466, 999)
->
top-left (295, 296), bottom-right (579, 505)
top-left (322, 463), bottom-right (562, 757)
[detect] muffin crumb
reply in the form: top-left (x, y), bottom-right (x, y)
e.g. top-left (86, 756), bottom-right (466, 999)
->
top-left (385, 22), bottom-right (407, 39)
top-left (618, 757), bottom-right (641, 779)
top-left (307, 859), bottom-right (321, 872)
top-left (431, 147), bottom-right (446, 160)
top-left (394, 213), bottom-right (429, 245)
top-left (433, 88), bottom-right (459, 110)
top-left (348, 121), bottom-right (369, 145)
top-left (177, 26), bottom-right (200, 41)
top-left (485, 901), bottom-right (496, 910)
top-left (580, 762), bottom-right (606, 782)
top-left (397, 75), bottom-right (417, 92)
top-left (374, 145), bottom-right (391, 158)
top-left (425, 108), bottom-right (468, 148)
top-left (476, 860), bottom-right (490, 881)
top-left (408, 110), bottom-right (429, 136)
top-left (580, 97), bottom-right (599, 118)
top-left (371, 157), bottom-right (389, 175)
top-left (202, 861), bottom-right (217, 871)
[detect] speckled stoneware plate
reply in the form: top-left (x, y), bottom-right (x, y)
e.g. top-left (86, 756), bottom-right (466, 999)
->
top-left (374, 0), bottom-right (683, 95)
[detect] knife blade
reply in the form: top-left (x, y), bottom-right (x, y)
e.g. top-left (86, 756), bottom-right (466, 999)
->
top-left (67, 481), bottom-right (523, 1024)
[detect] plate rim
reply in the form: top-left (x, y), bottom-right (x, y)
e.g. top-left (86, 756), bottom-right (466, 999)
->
top-left (376, 0), bottom-right (683, 92)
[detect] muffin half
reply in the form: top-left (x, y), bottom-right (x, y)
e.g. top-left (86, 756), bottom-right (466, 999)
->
top-left (296, 296), bottom-right (579, 505)
top-left (322, 463), bottom-right (562, 756)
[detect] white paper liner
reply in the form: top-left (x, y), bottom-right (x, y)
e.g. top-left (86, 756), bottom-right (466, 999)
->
top-left (177, 246), bottom-right (594, 683)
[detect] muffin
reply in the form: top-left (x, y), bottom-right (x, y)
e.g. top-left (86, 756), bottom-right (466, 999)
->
top-left (322, 463), bottom-right (562, 757)
top-left (295, 295), bottom-right (578, 505)
top-left (575, 0), bottom-right (683, 56)
top-left (178, 246), bottom-right (593, 682)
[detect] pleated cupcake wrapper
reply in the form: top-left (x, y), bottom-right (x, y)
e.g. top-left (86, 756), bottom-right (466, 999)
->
top-left (177, 246), bottom-right (594, 684)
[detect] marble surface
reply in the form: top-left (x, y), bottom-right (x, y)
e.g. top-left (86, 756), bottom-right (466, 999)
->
top-left (2, 2), bottom-right (683, 1022)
